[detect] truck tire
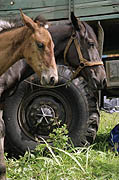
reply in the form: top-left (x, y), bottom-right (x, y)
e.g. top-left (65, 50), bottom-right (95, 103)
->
top-left (4, 65), bottom-right (99, 155)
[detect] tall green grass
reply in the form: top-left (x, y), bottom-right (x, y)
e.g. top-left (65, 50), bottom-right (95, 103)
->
top-left (6, 111), bottom-right (119, 180)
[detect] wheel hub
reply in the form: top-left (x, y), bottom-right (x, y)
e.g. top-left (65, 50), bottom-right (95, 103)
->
top-left (18, 91), bottom-right (68, 140)
top-left (29, 104), bottom-right (55, 126)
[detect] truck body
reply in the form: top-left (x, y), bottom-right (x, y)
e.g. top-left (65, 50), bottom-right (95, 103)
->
top-left (0, 0), bottom-right (119, 21)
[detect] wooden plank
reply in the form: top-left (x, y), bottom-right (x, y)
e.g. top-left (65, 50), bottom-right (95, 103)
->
top-left (75, 0), bottom-right (110, 3)
top-left (74, 0), bottom-right (119, 21)
top-left (0, 6), bottom-right (69, 20)
top-left (75, 1), bottom-right (118, 17)
top-left (75, 0), bottom-right (111, 4)
top-left (75, 0), bottom-right (119, 6)
top-left (80, 13), bottom-right (119, 21)
top-left (0, 0), bottom-right (68, 10)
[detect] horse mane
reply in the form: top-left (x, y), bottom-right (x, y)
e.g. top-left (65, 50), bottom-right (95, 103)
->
top-left (0, 18), bottom-right (24, 34)
top-left (34, 15), bottom-right (48, 26)
top-left (0, 15), bottom-right (47, 34)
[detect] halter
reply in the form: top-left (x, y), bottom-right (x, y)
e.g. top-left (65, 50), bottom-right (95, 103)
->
top-left (64, 30), bottom-right (104, 79)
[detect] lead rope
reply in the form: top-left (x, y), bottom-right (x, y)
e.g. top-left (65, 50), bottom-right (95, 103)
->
top-left (24, 78), bottom-right (72, 88)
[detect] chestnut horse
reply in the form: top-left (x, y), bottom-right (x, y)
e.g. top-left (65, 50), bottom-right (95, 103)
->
top-left (0, 11), bottom-right (58, 180)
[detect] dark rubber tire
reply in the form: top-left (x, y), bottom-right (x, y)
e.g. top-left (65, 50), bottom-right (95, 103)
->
top-left (4, 65), bottom-right (99, 155)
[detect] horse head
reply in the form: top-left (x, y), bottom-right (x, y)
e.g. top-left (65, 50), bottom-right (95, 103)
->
top-left (70, 12), bottom-right (107, 90)
top-left (20, 10), bottom-right (58, 85)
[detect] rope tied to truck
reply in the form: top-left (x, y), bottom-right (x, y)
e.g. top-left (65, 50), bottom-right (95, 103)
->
top-left (24, 78), bottom-right (72, 89)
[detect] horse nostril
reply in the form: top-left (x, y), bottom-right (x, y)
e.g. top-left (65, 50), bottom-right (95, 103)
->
top-left (50, 76), bottom-right (55, 85)
top-left (102, 78), bottom-right (107, 88)
top-left (41, 76), bottom-right (47, 85)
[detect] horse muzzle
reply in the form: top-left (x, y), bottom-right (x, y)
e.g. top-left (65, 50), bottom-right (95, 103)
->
top-left (91, 77), bottom-right (107, 90)
top-left (41, 75), bottom-right (58, 86)
top-left (41, 68), bottom-right (58, 86)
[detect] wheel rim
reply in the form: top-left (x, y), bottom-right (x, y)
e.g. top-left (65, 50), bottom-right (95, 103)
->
top-left (18, 89), bottom-right (71, 141)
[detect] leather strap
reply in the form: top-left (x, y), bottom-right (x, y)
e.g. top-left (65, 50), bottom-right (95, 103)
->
top-left (64, 31), bottom-right (104, 79)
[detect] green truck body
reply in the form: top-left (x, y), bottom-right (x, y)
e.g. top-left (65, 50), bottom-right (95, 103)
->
top-left (0, 0), bottom-right (119, 21)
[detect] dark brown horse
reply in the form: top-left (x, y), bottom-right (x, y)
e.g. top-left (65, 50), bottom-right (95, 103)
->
top-left (0, 11), bottom-right (58, 180)
top-left (47, 13), bottom-right (106, 89)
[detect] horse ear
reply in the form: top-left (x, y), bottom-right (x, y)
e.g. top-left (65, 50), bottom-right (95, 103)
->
top-left (71, 12), bottom-right (80, 31)
top-left (20, 9), bottom-right (36, 31)
top-left (34, 15), bottom-right (49, 29)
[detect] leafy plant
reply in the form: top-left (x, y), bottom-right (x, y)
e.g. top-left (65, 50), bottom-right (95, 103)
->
top-left (6, 111), bottom-right (119, 180)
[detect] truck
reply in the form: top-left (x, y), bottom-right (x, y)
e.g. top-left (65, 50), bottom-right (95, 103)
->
top-left (1, 0), bottom-right (119, 155)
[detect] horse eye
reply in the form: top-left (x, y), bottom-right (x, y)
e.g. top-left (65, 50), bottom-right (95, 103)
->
top-left (37, 42), bottom-right (44, 49)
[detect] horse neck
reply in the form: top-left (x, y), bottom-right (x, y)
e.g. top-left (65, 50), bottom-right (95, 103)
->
top-left (0, 26), bottom-right (30, 76)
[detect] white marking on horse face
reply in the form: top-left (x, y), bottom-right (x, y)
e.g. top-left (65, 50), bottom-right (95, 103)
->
top-left (0, 110), bottom-right (5, 151)
top-left (0, 20), bottom-right (14, 31)
top-left (0, 110), bottom-right (3, 119)
top-left (44, 24), bottom-right (49, 29)
top-left (0, 137), bottom-right (4, 151)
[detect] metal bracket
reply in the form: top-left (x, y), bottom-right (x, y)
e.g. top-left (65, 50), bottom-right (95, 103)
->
top-left (98, 21), bottom-right (104, 58)
top-left (69, 0), bottom-right (74, 20)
